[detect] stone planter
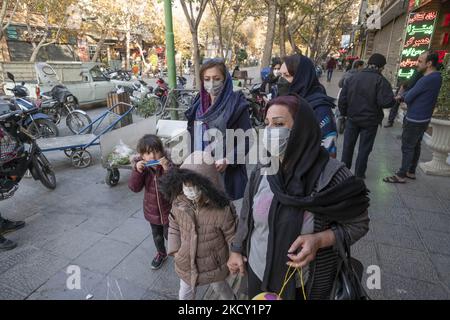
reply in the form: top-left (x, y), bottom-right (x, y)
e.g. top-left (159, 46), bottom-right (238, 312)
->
top-left (420, 118), bottom-right (450, 176)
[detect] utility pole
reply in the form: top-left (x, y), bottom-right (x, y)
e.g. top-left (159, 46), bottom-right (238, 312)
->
top-left (163, 0), bottom-right (178, 119)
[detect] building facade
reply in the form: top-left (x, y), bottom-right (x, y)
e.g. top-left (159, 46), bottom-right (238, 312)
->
top-left (362, 0), bottom-right (450, 86)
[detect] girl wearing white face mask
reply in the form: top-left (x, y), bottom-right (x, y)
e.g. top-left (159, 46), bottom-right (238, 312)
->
top-left (159, 151), bottom-right (237, 300)
top-left (185, 59), bottom-right (251, 202)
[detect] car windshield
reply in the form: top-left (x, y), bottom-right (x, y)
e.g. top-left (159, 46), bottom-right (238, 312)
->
top-left (90, 66), bottom-right (107, 82)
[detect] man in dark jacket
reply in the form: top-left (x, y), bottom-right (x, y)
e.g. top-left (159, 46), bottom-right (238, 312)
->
top-left (326, 57), bottom-right (337, 82)
top-left (339, 53), bottom-right (395, 178)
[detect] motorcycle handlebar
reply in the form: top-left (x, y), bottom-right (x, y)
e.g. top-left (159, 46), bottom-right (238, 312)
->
top-left (0, 110), bottom-right (23, 121)
top-left (0, 106), bottom-right (40, 121)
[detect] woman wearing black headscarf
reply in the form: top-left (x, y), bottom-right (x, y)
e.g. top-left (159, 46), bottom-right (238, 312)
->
top-left (278, 54), bottom-right (338, 158)
top-left (227, 95), bottom-right (370, 300)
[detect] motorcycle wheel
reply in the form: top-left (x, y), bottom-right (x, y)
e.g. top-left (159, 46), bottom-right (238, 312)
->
top-left (31, 151), bottom-right (56, 190)
top-left (178, 93), bottom-right (193, 108)
top-left (155, 98), bottom-right (164, 116)
top-left (28, 119), bottom-right (59, 139)
top-left (66, 111), bottom-right (92, 134)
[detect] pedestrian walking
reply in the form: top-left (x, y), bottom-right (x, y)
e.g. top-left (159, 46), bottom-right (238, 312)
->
top-left (326, 57), bottom-right (337, 82)
top-left (159, 151), bottom-right (237, 300)
top-left (338, 60), bottom-right (365, 89)
top-left (261, 57), bottom-right (282, 96)
top-left (227, 95), bottom-right (370, 300)
top-left (383, 51), bottom-right (442, 183)
top-left (384, 70), bottom-right (423, 128)
top-left (278, 54), bottom-right (338, 158)
top-left (338, 53), bottom-right (396, 179)
top-left (128, 135), bottom-right (172, 270)
top-left (185, 59), bottom-right (251, 200)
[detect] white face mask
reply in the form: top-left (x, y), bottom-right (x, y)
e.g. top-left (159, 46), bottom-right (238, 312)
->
top-left (262, 127), bottom-right (291, 157)
top-left (204, 80), bottom-right (224, 97)
top-left (182, 184), bottom-right (201, 201)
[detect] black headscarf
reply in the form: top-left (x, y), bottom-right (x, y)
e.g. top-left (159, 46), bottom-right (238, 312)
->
top-left (261, 96), bottom-right (369, 299)
top-left (288, 55), bottom-right (335, 110)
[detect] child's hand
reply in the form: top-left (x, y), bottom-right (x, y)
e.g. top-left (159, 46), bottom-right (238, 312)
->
top-left (215, 158), bottom-right (228, 173)
top-left (136, 160), bottom-right (145, 173)
top-left (159, 157), bottom-right (169, 171)
top-left (130, 154), bottom-right (142, 167)
top-left (227, 252), bottom-right (247, 276)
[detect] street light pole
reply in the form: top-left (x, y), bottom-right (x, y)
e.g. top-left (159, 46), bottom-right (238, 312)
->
top-left (163, 0), bottom-right (178, 119)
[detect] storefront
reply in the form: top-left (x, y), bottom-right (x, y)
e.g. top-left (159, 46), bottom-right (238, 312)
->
top-left (397, 0), bottom-right (450, 83)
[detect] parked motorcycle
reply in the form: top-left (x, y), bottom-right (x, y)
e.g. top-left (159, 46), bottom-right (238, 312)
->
top-left (0, 99), bottom-right (56, 194)
top-left (39, 84), bottom-right (92, 134)
top-left (116, 80), bottom-right (153, 105)
top-left (243, 83), bottom-right (268, 128)
top-left (102, 68), bottom-right (133, 81)
top-left (5, 72), bottom-right (59, 139)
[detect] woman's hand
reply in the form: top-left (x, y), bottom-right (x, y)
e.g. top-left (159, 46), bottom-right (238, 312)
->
top-left (227, 252), bottom-right (247, 275)
top-left (215, 158), bottom-right (228, 173)
top-left (286, 230), bottom-right (336, 268)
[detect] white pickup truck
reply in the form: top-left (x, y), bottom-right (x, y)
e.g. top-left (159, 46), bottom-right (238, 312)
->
top-left (0, 61), bottom-right (133, 107)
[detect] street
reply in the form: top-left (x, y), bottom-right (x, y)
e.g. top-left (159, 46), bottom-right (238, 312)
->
top-left (0, 70), bottom-right (449, 300)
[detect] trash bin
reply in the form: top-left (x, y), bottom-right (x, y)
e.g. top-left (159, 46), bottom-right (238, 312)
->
top-left (107, 92), bottom-right (133, 128)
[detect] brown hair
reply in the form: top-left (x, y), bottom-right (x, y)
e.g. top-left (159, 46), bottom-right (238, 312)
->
top-left (266, 95), bottom-right (300, 120)
top-left (136, 134), bottom-right (164, 155)
top-left (199, 58), bottom-right (227, 80)
top-left (282, 54), bottom-right (301, 77)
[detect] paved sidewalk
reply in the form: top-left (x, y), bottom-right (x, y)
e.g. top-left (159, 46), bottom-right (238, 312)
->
top-left (0, 70), bottom-right (449, 300)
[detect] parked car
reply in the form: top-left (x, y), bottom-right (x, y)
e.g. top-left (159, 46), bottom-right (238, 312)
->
top-left (1, 62), bottom-right (136, 108)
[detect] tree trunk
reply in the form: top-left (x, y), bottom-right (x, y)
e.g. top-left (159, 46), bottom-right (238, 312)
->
top-left (0, 0), bottom-right (8, 41)
top-left (310, 0), bottom-right (324, 62)
top-left (91, 31), bottom-right (107, 62)
top-left (279, 8), bottom-right (286, 58)
top-left (30, 43), bottom-right (44, 62)
top-left (126, 19), bottom-right (131, 70)
top-left (287, 27), bottom-right (301, 55)
top-left (211, 1), bottom-right (225, 59)
top-left (217, 18), bottom-right (224, 59)
top-left (261, 0), bottom-right (277, 68)
top-left (192, 30), bottom-right (201, 90)
top-left (135, 40), bottom-right (150, 69)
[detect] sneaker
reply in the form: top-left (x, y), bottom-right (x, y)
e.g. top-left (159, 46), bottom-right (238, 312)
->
top-left (0, 235), bottom-right (17, 251)
top-left (384, 122), bottom-right (394, 128)
top-left (0, 219), bottom-right (25, 235)
top-left (151, 252), bottom-right (167, 270)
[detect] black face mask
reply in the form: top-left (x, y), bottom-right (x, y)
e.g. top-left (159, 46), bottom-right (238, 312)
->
top-left (277, 77), bottom-right (291, 96)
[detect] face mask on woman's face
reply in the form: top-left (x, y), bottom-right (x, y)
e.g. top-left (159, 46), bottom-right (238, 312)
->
top-left (182, 183), bottom-right (201, 201)
top-left (204, 80), bottom-right (224, 97)
top-left (262, 127), bottom-right (291, 157)
top-left (277, 77), bottom-right (291, 96)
